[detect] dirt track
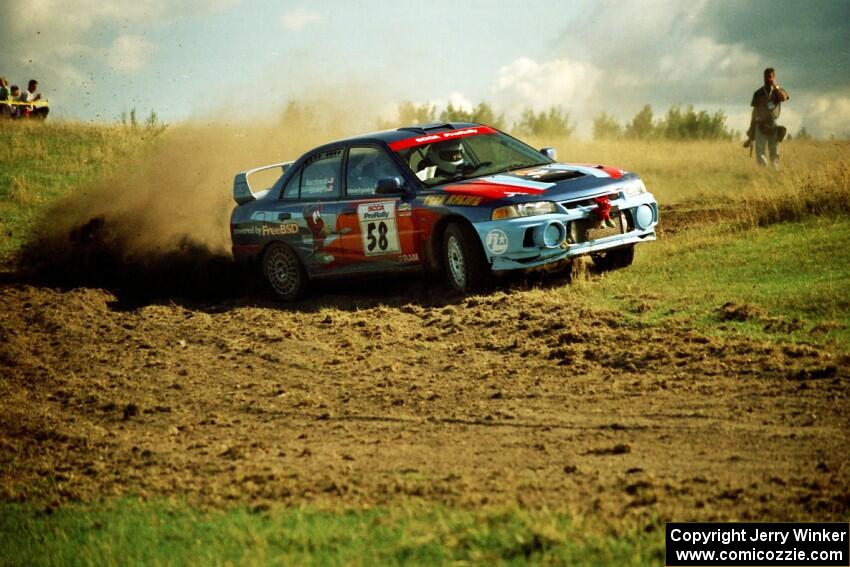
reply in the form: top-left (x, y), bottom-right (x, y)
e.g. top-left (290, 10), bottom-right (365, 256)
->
top-left (1, 272), bottom-right (849, 522)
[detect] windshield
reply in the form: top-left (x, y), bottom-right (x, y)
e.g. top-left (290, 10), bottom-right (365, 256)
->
top-left (390, 128), bottom-right (553, 187)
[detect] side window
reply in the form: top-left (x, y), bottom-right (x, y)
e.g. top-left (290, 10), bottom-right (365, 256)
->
top-left (300, 149), bottom-right (343, 199)
top-left (346, 146), bottom-right (403, 197)
top-left (281, 168), bottom-right (300, 199)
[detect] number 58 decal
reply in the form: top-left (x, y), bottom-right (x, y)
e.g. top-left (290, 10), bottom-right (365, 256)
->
top-left (357, 201), bottom-right (400, 256)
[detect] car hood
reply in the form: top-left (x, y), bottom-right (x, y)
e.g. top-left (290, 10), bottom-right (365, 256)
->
top-left (438, 163), bottom-right (635, 203)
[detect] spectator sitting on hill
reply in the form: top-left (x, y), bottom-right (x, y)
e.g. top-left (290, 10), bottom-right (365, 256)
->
top-left (20, 79), bottom-right (49, 120)
top-left (0, 77), bottom-right (10, 117)
top-left (8, 86), bottom-right (21, 118)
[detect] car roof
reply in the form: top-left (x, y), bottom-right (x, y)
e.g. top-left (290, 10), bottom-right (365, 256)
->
top-left (319, 122), bottom-right (485, 149)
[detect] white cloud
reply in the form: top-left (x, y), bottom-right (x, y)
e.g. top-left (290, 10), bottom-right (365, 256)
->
top-left (281, 8), bottom-right (322, 31)
top-left (107, 35), bottom-right (154, 73)
top-left (494, 56), bottom-right (601, 116)
top-left (446, 92), bottom-right (474, 112)
top-left (798, 94), bottom-right (850, 139)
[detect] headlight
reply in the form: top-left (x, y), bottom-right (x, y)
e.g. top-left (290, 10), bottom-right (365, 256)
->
top-left (623, 179), bottom-right (647, 198)
top-left (491, 201), bottom-right (557, 220)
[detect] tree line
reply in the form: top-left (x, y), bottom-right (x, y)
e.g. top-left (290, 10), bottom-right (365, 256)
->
top-left (597, 104), bottom-right (735, 140)
top-left (383, 100), bottom-right (748, 141)
top-left (380, 101), bottom-right (575, 139)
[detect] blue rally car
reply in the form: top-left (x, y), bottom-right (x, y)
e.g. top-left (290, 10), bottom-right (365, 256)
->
top-left (230, 123), bottom-right (658, 300)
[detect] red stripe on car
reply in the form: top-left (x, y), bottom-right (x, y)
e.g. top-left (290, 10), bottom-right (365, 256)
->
top-left (443, 182), bottom-right (546, 200)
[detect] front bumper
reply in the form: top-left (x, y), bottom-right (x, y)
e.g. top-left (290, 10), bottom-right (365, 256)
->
top-left (474, 193), bottom-right (658, 272)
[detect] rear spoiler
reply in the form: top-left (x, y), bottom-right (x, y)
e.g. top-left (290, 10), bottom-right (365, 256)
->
top-left (233, 161), bottom-right (294, 205)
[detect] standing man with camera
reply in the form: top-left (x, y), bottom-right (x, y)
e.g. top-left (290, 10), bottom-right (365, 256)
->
top-left (746, 67), bottom-right (790, 169)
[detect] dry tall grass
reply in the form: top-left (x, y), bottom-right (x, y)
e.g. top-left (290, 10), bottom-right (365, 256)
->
top-left (739, 160), bottom-right (850, 228)
top-left (526, 135), bottom-right (849, 207)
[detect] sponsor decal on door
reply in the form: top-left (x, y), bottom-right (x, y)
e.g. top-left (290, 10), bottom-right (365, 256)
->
top-left (357, 201), bottom-right (401, 256)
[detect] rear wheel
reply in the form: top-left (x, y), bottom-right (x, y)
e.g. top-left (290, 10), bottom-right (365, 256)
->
top-left (443, 222), bottom-right (491, 293)
top-left (262, 242), bottom-right (306, 301)
top-left (593, 245), bottom-right (635, 272)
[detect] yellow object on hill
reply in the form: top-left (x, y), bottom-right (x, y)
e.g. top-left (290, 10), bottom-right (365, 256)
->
top-left (3, 100), bottom-right (49, 108)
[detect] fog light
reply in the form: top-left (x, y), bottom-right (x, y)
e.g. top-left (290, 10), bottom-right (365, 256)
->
top-left (634, 204), bottom-right (654, 229)
top-left (536, 221), bottom-right (566, 248)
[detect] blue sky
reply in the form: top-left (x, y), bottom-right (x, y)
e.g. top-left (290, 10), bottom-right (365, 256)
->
top-left (2, 1), bottom-right (849, 137)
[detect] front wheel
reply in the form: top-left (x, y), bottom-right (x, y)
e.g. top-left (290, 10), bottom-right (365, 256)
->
top-left (593, 245), bottom-right (635, 272)
top-left (262, 242), bottom-right (307, 301)
top-left (443, 222), bottom-right (491, 293)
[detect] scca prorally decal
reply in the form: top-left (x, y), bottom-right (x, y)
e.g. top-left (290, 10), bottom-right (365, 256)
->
top-left (389, 126), bottom-right (498, 151)
top-left (357, 201), bottom-right (401, 256)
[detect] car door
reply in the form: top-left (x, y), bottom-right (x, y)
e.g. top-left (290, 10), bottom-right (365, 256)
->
top-left (336, 145), bottom-right (424, 271)
top-left (264, 147), bottom-right (346, 277)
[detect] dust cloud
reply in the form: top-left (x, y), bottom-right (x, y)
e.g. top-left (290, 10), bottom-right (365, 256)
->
top-left (20, 95), bottom-right (385, 300)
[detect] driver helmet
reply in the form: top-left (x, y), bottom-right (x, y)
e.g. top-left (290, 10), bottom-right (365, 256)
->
top-left (427, 140), bottom-right (464, 172)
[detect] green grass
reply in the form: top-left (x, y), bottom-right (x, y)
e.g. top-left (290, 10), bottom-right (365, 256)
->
top-left (576, 216), bottom-right (850, 349)
top-left (0, 121), bottom-right (157, 257)
top-left (0, 499), bottom-right (663, 566)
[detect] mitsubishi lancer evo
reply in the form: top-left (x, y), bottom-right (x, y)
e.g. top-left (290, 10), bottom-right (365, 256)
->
top-left (230, 123), bottom-right (658, 300)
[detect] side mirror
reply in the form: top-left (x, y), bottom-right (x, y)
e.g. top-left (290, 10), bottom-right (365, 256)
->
top-left (375, 176), bottom-right (404, 194)
top-left (540, 147), bottom-right (557, 161)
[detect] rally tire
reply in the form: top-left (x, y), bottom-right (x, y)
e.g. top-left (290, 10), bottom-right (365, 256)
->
top-left (443, 222), bottom-right (491, 293)
top-left (262, 242), bottom-right (307, 301)
top-left (593, 245), bottom-right (635, 272)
